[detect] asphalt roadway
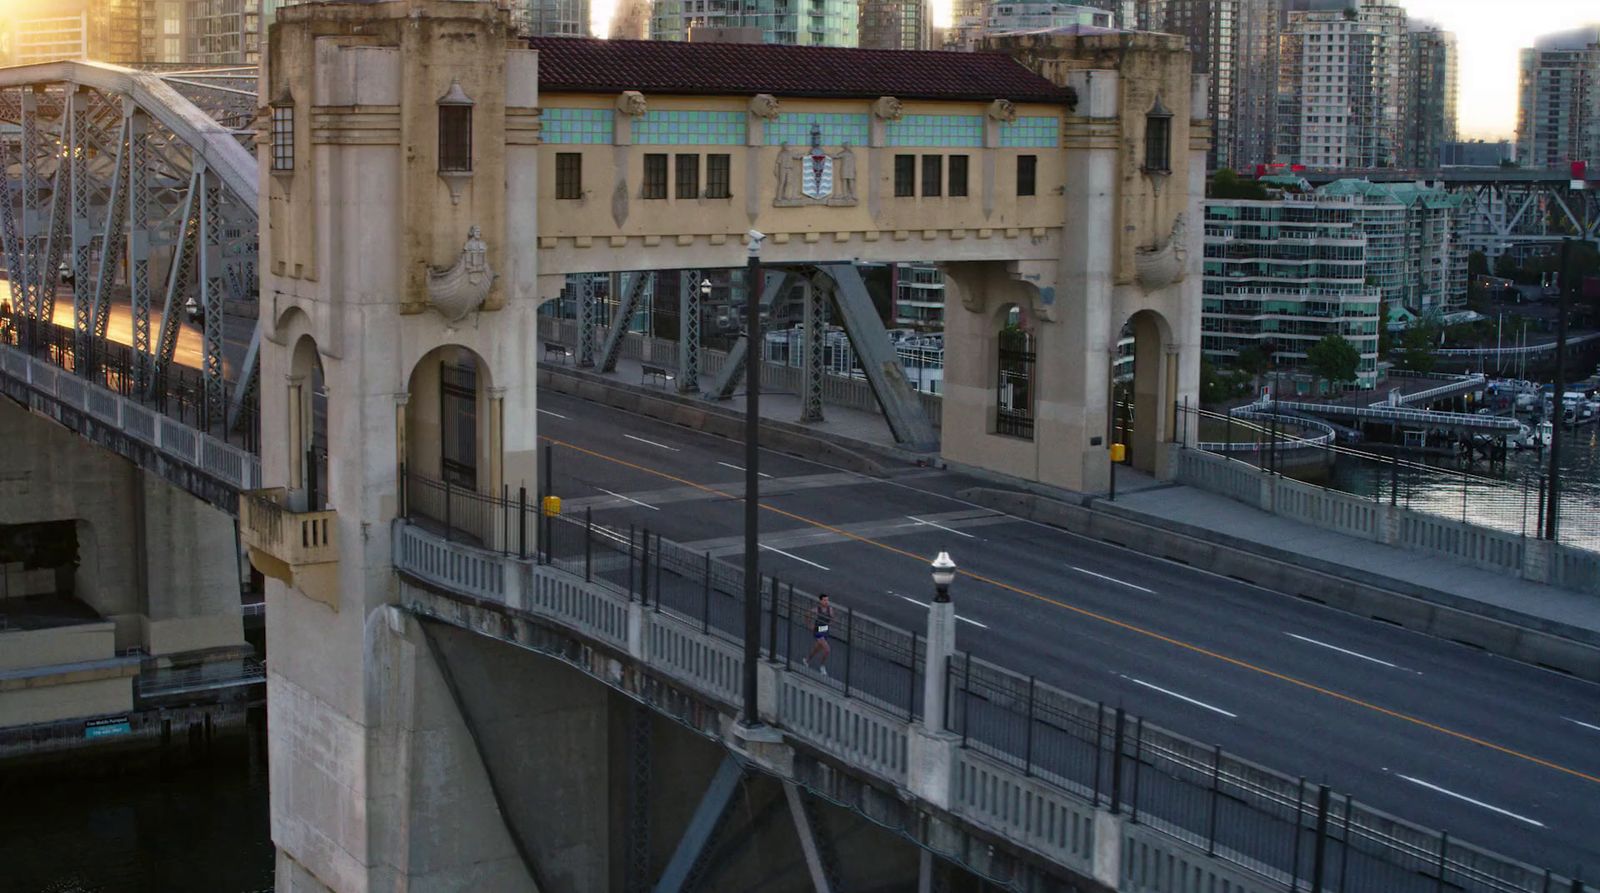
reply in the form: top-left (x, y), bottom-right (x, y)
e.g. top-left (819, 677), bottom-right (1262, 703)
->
top-left (532, 388), bottom-right (1600, 878)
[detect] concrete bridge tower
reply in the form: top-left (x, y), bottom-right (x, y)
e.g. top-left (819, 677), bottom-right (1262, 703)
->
top-left (255, 2), bottom-right (546, 888)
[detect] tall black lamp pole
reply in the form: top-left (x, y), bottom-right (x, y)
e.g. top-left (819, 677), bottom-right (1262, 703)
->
top-left (741, 231), bottom-right (765, 726)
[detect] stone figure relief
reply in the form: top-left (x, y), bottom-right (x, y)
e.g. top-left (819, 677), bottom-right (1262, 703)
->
top-left (774, 142), bottom-right (796, 202)
top-left (1134, 212), bottom-right (1188, 292)
top-left (427, 225), bottom-right (497, 323)
top-left (771, 127), bottom-right (858, 208)
top-left (987, 98), bottom-right (1018, 122)
top-left (872, 96), bottom-right (904, 120)
top-left (749, 93), bottom-right (782, 119)
top-left (615, 91), bottom-right (648, 116)
top-left (834, 143), bottom-right (856, 203)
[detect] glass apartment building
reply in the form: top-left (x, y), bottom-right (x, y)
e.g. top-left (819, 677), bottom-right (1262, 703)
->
top-left (651, 0), bottom-right (858, 45)
top-left (1515, 26), bottom-right (1600, 170)
top-left (1318, 178), bottom-right (1468, 314)
top-left (1203, 193), bottom-right (1382, 389)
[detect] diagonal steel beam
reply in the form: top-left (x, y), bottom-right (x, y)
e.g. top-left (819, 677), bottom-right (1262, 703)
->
top-left (227, 321), bottom-right (261, 433)
top-left (90, 114), bottom-right (130, 345)
top-left (69, 87), bottom-right (97, 357)
top-left (126, 102), bottom-right (154, 389)
top-left (18, 87), bottom-right (43, 319)
top-left (0, 91), bottom-right (25, 312)
top-left (200, 164), bottom-right (228, 420)
top-left (705, 271), bottom-right (791, 401)
top-left (37, 93), bottom-right (73, 328)
top-left (652, 755), bottom-right (743, 893)
top-left (598, 270), bottom-right (652, 373)
top-left (153, 167), bottom-right (200, 378)
top-left (816, 262), bottom-right (937, 449)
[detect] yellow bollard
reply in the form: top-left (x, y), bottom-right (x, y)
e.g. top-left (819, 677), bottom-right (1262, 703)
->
top-left (1110, 443), bottom-right (1126, 463)
top-left (541, 495), bottom-right (561, 517)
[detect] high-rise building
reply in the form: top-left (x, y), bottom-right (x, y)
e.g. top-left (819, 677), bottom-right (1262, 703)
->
top-left (7, 0), bottom-right (141, 65)
top-left (1438, 140), bottom-right (1513, 167)
top-left (1203, 190), bottom-right (1382, 388)
top-left (985, 1), bottom-right (1113, 34)
top-left (513, 0), bottom-right (592, 37)
top-left (1401, 21), bottom-right (1457, 170)
top-left (184, 0), bottom-right (267, 64)
top-left (860, 0), bottom-right (931, 50)
top-left (1231, 0), bottom-right (1281, 170)
top-left (1317, 177), bottom-right (1469, 313)
top-left (1515, 26), bottom-right (1600, 170)
top-left (1138, 0), bottom-right (1241, 171)
top-left (1275, 0), bottom-right (1405, 170)
top-left (651, 0), bottom-right (858, 45)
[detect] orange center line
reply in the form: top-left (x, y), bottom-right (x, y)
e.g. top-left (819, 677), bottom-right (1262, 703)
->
top-left (542, 434), bottom-right (1600, 787)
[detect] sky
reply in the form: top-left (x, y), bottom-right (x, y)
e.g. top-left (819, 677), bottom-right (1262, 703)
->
top-left (1399, 0), bottom-right (1598, 141)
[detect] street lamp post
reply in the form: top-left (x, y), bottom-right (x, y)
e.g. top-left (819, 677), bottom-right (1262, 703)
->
top-left (924, 551), bottom-right (958, 734)
top-left (741, 232), bottom-right (765, 727)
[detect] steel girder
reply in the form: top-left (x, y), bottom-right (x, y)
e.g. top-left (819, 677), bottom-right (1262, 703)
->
top-left (0, 64), bottom-right (261, 430)
top-left (677, 269), bottom-right (700, 393)
top-left (599, 271), bottom-right (652, 373)
top-left (1459, 180), bottom-right (1600, 258)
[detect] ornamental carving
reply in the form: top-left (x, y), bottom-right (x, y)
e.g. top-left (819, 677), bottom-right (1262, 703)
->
top-left (987, 98), bottom-right (1018, 122)
top-left (428, 226), bottom-right (497, 323)
top-left (872, 96), bottom-right (904, 120)
top-left (1135, 213), bottom-right (1188, 292)
top-left (615, 91), bottom-right (647, 116)
top-left (772, 125), bottom-right (857, 208)
top-left (749, 94), bottom-right (782, 119)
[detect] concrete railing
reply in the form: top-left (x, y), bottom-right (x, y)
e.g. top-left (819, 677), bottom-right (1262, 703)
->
top-left (239, 488), bottom-right (339, 566)
top-left (391, 519), bottom-right (1293, 891)
top-left (0, 343), bottom-right (261, 494)
top-left (1175, 449), bottom-right (1600, 594)
top-left (538, 317), bottom-right (944, 428)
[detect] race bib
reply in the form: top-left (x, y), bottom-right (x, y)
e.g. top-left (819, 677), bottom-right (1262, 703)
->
top-left (816, 624), bottom-right (829, 634)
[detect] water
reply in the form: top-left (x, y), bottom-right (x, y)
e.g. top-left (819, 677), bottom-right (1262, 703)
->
top-left (1328, 425), bottom-right (1600, 552)
top-left (0, 736), bottom-right (274, 893)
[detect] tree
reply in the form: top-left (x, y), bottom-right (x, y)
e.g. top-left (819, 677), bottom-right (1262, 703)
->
top-left (1306, 334), bottom-right (1360, 394)
top-left (1210, 168), bottom-right (1268, 200)
top-left (1394, 324), bottom-right (1439, 373)
top-left (1493, 253), bottom-right (1520, 281)
top-left (1467, 250), bottom-right (1488, 279)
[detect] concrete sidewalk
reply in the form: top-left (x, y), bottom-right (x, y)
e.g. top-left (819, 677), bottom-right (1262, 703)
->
top-left (542, 353), bottom-right (1600, 649)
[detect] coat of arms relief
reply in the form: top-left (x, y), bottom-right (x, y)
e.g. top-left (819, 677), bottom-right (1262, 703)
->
top-left (773, 123), bottom-right (858, 208)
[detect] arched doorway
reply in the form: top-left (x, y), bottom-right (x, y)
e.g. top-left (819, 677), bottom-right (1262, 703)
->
top-left (1111, 309), bottom-right (1175, 474)
top-left (288, 333), bottom-right (328, 511)
top-left (401, 345), bottom-right (496, 543)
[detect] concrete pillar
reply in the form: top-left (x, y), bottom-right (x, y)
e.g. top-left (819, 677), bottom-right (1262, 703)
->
top-left (909, 573), bottom-right (961, 812)
top-left (921, 594), bottom-right (955, 736)
top-left (1092, 809), bottom-right (1123, 888)
top-left (139, 472), bottom-right (246, 656)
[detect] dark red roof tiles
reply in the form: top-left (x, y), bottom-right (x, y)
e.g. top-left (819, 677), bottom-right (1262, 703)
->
top-left (526, 37), bottom-right (1076, 105)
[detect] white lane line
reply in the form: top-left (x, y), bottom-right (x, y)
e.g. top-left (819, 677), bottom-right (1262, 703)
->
top-left (1120, 675), bottom-right (1237, 718)
top-left (624, 434), bottom-right (679, 452)
top-left (596, 487), bottom-right (659, 511)
top-left (907, 515), bottom-right (977, 539)
top-left (760, 543), bottom-right (830, 571)
top-left (1564, 717), bottom-right (1600, 734)
top-left (537, 408), bottom-right (569, 419)
top-left (1394, 774), bottom-right (1545, 828)
top-left (895, 594), bottom-right (989, 628)
top-left (1073, 566), bottom-right (1154, 594)
top-left (717, 461), bottom-right (772, 478)
top-left (1286, 633), bottom-right (1400, 669)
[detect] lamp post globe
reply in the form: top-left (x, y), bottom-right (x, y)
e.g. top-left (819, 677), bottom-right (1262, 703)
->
top-left (931, 551), bottom-right (956, 602)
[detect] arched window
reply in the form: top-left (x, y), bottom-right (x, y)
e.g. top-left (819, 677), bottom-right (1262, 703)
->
top-left (1144, 96), bottom-right (1172, 174)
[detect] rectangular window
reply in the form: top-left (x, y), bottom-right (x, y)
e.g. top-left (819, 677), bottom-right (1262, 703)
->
top-left (1017, 155), bottom-right (1037, 196)
top-left (438, 105), bottom-right (472, 173)
top-left (948, 154), bottom-right (969, 197)
top-left (1145, 115), bottom-right (1172, 171)
top-left (675, 153), bottom-right (699, 199)
top-left (921, 155), bottom-right (942, 197)
top-left (894, 154), bottom-right (915, 197)
top-left (440, 362), bottom-right (477, 489)
top-left (705, 154), bottom-right (731, 198)
top-left (643, 153), bottom-right (668, 199)
top-left (555, 152), bottom-right (582, 200)
top-left (271, 105), bottom-right (293, 172)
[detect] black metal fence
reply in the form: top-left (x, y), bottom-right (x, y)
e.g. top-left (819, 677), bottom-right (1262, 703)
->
top-left (943, 651), bottom-right (1576, 893)
top-left (0, 308), bottom-right (259, 452)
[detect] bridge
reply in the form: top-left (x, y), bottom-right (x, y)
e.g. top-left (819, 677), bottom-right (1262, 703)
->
top-left (1, 2), bottom-right (1597, 892)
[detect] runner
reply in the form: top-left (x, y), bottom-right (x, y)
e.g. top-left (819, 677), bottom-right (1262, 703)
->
top-left (806, 594), bottom-right (834, 676)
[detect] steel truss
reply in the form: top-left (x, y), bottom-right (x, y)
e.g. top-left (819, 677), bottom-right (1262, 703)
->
top-left (1456, 181), bottom-right (1600, 259)
top-left (0, 63), bottom-right (261, 428)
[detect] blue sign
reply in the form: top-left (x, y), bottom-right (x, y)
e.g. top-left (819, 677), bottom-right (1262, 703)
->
top-left (84, 717), bottom-right (131, 739)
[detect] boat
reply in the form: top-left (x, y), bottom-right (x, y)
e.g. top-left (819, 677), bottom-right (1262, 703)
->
top-left (1533, 420), bottom-right (1553, 448)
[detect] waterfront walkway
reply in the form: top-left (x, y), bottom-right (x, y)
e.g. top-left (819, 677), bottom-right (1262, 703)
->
top-left (546, 354), bottom-right (1600, 650)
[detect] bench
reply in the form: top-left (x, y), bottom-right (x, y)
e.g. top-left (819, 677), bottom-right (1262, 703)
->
top-left (641, 364), bottom-right (676, 388)
top-left (543, 341), bottom-right (573, 365)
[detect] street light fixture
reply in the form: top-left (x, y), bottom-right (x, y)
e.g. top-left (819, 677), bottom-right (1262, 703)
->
top-left (740, 231), bottom-right (765, 728)
top-left (931, 551), bottom-right (956, 602)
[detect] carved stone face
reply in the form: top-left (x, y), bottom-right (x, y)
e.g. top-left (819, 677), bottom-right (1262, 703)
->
top-left (616, 91), bottom-right (648, 117)
top-left (872, 96), bottom-right (904, 121)
top-left (749, 93), bottom-right (782, 119)
top-left (987, 99), bottom-right (1018, 123)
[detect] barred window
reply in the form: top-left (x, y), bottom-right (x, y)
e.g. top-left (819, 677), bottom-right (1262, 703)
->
top-left (643, 153), bottom-right (668, 199)
top-left (439, 104), bottom-right (472, 173)
top-left (948, 154), bottom-right (969, 197)
top-left (1017, 155), bottom-right (1037, 196)
top-left (675, 153), bottom-right (700, 199)
top-left (271, 104), bottom-right (293, 171)
top-left (894, 154), bottom-right (915, 197)
top-left (706, 154), bottom-right (731, 198)
top-left (921, 155), bottom-right (942, 197)
top-left (1145, 98), bottom-right (1173, 173)
top-left (555, 152), bottom-right (582, 200)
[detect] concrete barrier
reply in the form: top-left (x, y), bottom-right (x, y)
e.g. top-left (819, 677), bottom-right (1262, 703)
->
top-left (538, 365), bottom-right (887, 476)
top-left (959, 487), bottom-right (1600, 683)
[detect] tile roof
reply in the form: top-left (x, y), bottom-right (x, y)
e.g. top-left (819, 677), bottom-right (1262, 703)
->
top-left (526, 37), bottom-right (1077, 105)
